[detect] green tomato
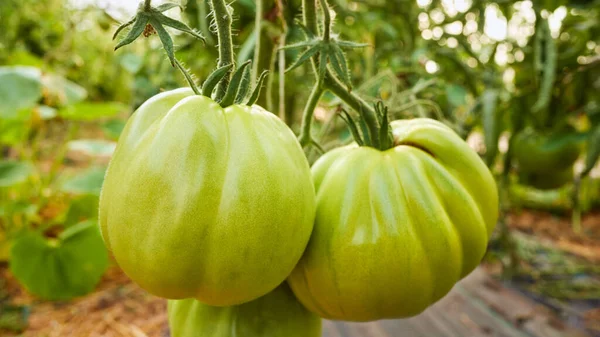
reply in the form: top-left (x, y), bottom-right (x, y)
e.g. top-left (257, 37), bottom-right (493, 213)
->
top-left (168, 282), bottom-right (322, 337)
top-left (518, 166), bottom-right (573, 190)
top-left (288, 118), bottom-right (498, 322)
top-left (512, 128), bottom-right (582, 174)
top-left (99, 88), bottom-right (316, 306)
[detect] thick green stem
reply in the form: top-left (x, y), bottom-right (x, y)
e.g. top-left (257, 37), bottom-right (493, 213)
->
top-left (209, 0), bottom-right (235, 100)
top-left (144, 0), bottom-right (152, 11)
top-left (325, 76), bottom-right (374, 115)
top-left (319, 0), bottom-right (331, 42)
top-left (276, 0), bottom-right (287, 122)
top-left (302, 0), bottom-right (318, 35)
top-left (298, 80), bottom-right (324, 147)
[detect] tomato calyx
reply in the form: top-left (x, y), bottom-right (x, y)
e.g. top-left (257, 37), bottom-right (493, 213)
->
top-left (339, 101), bottom-right (394, 151)
top-left (201, 61), bottom-right (269, 108)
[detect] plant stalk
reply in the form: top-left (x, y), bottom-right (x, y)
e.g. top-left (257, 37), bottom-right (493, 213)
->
top-left (209, 0), bottom-right (235, 100)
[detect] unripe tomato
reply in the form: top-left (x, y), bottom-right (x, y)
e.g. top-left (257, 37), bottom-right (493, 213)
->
top-left (168, 283), bottom-right (322, 337)
top-left (518, 166), bottom-right (573, 190)
top-left (512, 128), bottom-right (582, 175)
top-left (288, 118), bottom-right (498, 321)
top-left (99, 88), bottom-right (316, 306)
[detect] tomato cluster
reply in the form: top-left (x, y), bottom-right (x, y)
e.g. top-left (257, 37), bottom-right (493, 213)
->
top-left (99, 90), bottom-right (498, 335)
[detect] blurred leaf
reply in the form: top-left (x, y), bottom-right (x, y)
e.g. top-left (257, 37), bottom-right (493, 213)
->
top-left (0, 305), bottom-right (29, 332)
top-left (101, 119), bottom-right (127, 140)
top-left (60, 167), bottom-right (107, 196)
top-left (9, 220), bottom-right (109, 301)
top-left (42, 74), bottom-right (88, 106)
top-left (119, 53), bottom-right (143, 74)
top-left (36, 105), bottom-right (58, 120)
top-left (482, 90), bottom-right (500, 167)
top-left (7, 49), bottom-right (44, 67)
top-left (68, 140), bottom-right (116, 157)
top-left (59, 102), bottom-right (127, 121)
top-left (446, 84), bottom-right (468, 108)
top-left (0, 161), bottom-right (34, 188)
top-left (0, 120), bottom-right (29, 146)
top-left (0, 66), bottom-right (42, 119)
top-left (582, 124), bottom-right (600, 177)
top-left (64, 195), bottom-right (100, 227)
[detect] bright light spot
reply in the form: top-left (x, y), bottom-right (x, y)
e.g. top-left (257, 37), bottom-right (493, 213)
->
top-left (514, 50), bottom-right (525, 62)
top-left (587, 41), bottom-right (597, 50)
top-left (596, 46), bottom-right (600, 54)
top-left (503, 68), bottom-right (515, 89)
top-left (432, 26), bottom-right (444, 39)
top-left (417, 0), bottom-right (433, 8)
top-left (549, 6), bottom-right (567, 38)
top-left (467, 57), bottom-right (478, 68)
top-left (507, 54), bottom-right (515, 63)
top-left (495, 43), bottom-right (508, 66)
top-left (498, 132), bottom-right (510, 153)
top-left (419, 12), bottom-right (431, 29)
top-left (425, 60), bottom-right (439, 73)
top-left (441, 0), bottom-right (457, 17)
top-left (422, 29), bottom-right (433, 40)
top-left (484, 4), bottom-right (507, 41)
top-left (560, 32), bottom-right (570, 41)
top-left (466, 12), bottom-right (476, 21)
top-left (430, 9), bottom-right (446, 24)
top-left (447, 37), bottom-right (458, 48)
top-left (445, 21), bottom-right (463, 35)
top-left (463, 20), bottom-right (478, 35)
top-left (578, 56), bottom-right (590, 64)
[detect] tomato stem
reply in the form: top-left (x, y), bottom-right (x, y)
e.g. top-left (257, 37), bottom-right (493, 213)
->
top-left (298, 80), bottom-right (325, 149)
top-left (144, 0), bottom-right (152, 11)
top-left (209, 0), bottom-right (235, 101)
top-left (175, 59), bottom-right (201, 95)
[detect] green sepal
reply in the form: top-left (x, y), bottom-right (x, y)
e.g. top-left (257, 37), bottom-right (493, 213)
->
top-left (339, 110), bottom-right (364, 146)
top-left (234, 65), bottom-right (252, 104)
top-left (202, 64), bottom-right (234, 98)
top-left (246, 71), bottom-right (269, 106)
top-left (219, 60), bottom-right (252, 107)
top-left (114, 14), bottom-right (149, 50)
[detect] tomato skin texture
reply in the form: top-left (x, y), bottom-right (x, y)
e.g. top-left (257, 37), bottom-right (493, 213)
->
top-left (99, 89), bottom-right (316, 306)
top-left (168, 283), bottom-right (322, 337)
top-left (288, 118), bottom-right (498, 322)
top-left (512, 128), bottom-right (582, 174)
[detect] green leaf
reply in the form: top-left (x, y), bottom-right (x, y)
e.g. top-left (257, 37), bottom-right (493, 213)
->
top-left (64, 195), bottom-right (100, 227)
top-left (9, 220), bottom-right (109, 301)
top-left (202, 64), bottom-right (234, 98)
top-left (155, 2), bottom-right (181, 12)
top-left (149, 16), bottom-right (176, 66)
top-left (114, 14), bottom-right (149, 50)
top-left (0, 161), bottom-right (34, 188)
top-left (582, 124), bottom-right (600, 177)
top-left (329, 44), bottom-right (352, 89)
top-left (102, 119), bottom-right (127, 140)
top-left (59, 102), bottom-right (127, 121)
top-left (68, 140), bottom-right (116, 157)
top-left (119, 53), bottom-right (144, 74)
top-left (219, 61), bottom-right (252, 107)
top-left (153, 11), bottom-right (204, 41)
top-left (0, 120), bottom-right (29, 145)
top-left (60, 166), bottom-right (107, 196)
top-left (0, 66), bottom-right (42, 119)
top-left (446, 84), bottom-right (468, 108)
top-left (42, 74), bottom-right (88, 106)
top-left (285, 45), bottom-right (320, 73)
top-left (481, 90), bottom-right (500, 167)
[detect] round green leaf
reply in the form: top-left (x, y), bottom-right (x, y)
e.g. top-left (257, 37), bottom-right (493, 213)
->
top-left (9, 220), bottom-right (109, 301)
top-left (0, 66), bottom-right (42, 119)
top-left (42, 74), bottom-right (88, 106)
top-left (59, 102), bottom-right (128, 121)
top-left (0, 161), bottom-right (34, 188)
top-left (60, 166), bottom-right (107, 196)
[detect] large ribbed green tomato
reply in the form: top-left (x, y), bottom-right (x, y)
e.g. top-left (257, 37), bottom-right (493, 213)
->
top-left (288, 118), bottom-right (498, 322)
top-left (168, 283), bottom-right (322, 337)
top-left (99, 88), bottom-right (315, 306)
